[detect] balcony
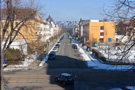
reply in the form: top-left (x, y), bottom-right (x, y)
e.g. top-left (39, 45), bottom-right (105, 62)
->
top-left (100, 30), bottom-right (104, 32)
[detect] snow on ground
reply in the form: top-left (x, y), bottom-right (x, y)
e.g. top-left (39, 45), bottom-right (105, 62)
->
top-left (76, 43), bottom-right (134, 70)
top-left (94, 45), bottom-right (135, 64)
top-left (39, 34), bottom-right (64, 66)
top-left (4, 54), bottom-right (37, 71)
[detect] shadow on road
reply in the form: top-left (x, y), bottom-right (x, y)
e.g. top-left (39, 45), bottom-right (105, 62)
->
top-left (45, 55), bottom-right (135, 90)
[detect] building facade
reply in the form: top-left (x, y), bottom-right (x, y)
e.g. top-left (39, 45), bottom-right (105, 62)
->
top-left (83, 21), bottom-right (115, 43)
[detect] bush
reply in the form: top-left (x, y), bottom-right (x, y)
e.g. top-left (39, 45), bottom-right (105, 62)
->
top-left (86, 44), bottom-right (92, 51)
top-left (100, 56), bottom-right (106, 62)
top-left (92, 49), bottom-right (106, 62)
top-left (4, 48), bottom-right (22, 60)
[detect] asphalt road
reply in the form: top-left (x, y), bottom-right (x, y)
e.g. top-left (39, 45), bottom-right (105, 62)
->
top-left (4, 33), bottom-right (135, 90)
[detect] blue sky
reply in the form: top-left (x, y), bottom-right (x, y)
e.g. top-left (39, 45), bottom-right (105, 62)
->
top-left (38, 0), bottom-right (113, 21)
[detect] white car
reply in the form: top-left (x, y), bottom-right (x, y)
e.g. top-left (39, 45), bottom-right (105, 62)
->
top-left (52, 47), bottom-right (58, 52)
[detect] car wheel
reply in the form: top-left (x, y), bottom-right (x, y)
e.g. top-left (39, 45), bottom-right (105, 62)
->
top-left (63, 82), bottom-right (66, 85)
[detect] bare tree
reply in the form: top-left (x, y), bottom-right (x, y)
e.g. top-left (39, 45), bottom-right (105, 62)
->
top-left (102, 0), bottom-right (135, 67)
top-left (1, 0), bottom-right (45, 55)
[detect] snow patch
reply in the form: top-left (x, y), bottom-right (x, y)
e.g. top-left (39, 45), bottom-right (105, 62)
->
top-left (77, 43), bottom-right (134, 70)
top-left (4, 54), bottom-right (36, 71)
top-left (39, 34), bottom-right (64, 66)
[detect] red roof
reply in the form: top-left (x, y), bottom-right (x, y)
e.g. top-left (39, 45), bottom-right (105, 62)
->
top-left (40, 17), bottom-right (43, 23)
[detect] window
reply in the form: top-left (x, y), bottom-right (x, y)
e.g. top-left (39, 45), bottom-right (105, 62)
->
top-left (100, 26), bottom-right (104, 30)
top-left (108, 38), bottom-right (113, 42)
top-left (100, 38), bottom-right (104, 43)
top-left (100, 32), bottom-right (104, 36)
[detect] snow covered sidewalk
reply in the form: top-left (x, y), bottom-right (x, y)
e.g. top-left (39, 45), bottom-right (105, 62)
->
top-left (4, 54), bottom-right (37, 71)
top-left (76, 44), bottom-right (134, 71)
top-left (39, 34), bottom-right (64, 66)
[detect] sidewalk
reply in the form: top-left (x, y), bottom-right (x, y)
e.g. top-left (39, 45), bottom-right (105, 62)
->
top-left (70, 36), bottom-right (134, 71)
top-left (3, 35), bottom-right (63, 72)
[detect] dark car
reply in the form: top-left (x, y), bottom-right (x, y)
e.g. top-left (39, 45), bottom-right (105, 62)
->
top-left (48, 51), bottom-right (56, 60)
top-left (57, 41), bottom-right (61, 45)
top-left (55, 73), bottom-right (74, 85)
top-left (55, 44), bottom-right (60, 48)
top-left (72, 44), bottom-right (77, 49)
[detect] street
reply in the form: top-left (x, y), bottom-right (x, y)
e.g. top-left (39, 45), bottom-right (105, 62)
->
top-left (4, 33), bottom-right (135, 90)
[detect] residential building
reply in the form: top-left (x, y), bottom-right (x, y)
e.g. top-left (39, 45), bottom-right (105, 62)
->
top-left (78, 18), bottom-right (90, 42)
top-left (82, 20), bottom-right (115, 43)
top-left (46, 15), bottom-right (58, 39)
top-left (2, 8), bottom-right (43, 43)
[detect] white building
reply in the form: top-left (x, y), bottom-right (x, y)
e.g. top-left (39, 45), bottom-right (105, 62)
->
top-left (2, 40), bottom-right (27, 55)
top-left (46, 15), bottom-right (59, 38)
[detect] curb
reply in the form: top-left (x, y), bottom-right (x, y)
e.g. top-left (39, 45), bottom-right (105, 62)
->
top-left (39, 34), bottom-right (64, 66)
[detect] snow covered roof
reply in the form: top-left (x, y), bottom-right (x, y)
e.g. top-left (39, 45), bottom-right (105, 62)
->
top-left (90, 19), bottom-right (99, 22)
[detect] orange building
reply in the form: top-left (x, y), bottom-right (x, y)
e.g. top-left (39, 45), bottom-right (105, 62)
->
top-left (83, 21), bottom-right (115, 43)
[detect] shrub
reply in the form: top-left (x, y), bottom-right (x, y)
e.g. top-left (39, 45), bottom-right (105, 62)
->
top-left (92, 49), bottom-right (106, 62)
top-left (100, 56), bottom-right (106, 62)
top-left (86, 44), bottom-right (92, 51)
top-left (4, 48), bottom-right (22, 60)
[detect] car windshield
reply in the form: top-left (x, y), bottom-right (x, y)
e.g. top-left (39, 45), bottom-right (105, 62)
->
top-left (73, 44), bottom-right (76, 46)
top-left (53, 48), bottom-right (57, 50)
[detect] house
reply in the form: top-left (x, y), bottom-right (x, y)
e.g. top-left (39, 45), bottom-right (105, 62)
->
top-left (46, 15), bottom-right (58, 39)
top-left (82, 20), bottom-right (115, 44)
top-left (78, 18), bottom-right (90, 42)
top-left (115, 18), bottom-right (135, 43)
top-left (2, 8), bottom-right (43, 43)
top-left (38, 17), bottom-right (47, 42)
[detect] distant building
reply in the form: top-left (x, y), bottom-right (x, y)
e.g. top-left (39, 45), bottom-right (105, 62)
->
top-left (46, 15), bottom-right (59, 40)
top-left (78, 18), bottom-right (90, 42)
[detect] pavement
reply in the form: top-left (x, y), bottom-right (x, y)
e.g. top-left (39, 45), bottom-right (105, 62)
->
top-left (3, 33), bottom-right (135, 90)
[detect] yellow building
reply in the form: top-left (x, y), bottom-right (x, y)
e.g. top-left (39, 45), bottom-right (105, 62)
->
top-left (2, 8), bottom-right (43, 43)
top-left (83, 21), bottom-right (115, 43)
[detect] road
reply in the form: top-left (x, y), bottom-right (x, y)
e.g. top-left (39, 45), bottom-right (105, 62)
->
top-left (4, 33), bottom-right (135, 90)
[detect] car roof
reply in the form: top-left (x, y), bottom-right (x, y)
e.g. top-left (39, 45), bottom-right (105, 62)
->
top-left (72, 44), bottom-right (76, 45)
top-left (61, 73), bottom-right (72, 76)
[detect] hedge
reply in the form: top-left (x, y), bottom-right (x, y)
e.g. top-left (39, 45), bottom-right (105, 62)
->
top-left (4, 48), bottom-right (22, 60)
top-left (92, 49), bottom-right (106, 62)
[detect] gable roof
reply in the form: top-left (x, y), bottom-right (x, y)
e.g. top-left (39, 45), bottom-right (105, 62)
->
top-left (46, 15), bottom-right (55, 24)
top-left (2, 8), bottom-right (37, 20)
top-left (79, 18), bottom-right (90, 25)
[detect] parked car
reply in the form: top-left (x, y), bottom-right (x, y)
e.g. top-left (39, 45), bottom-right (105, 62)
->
top-left (48, 51), bottom-right (56, 60)
top-left (52, 47), bottom-right (58, 52)
top-left (57, 41), bottom-right (61, 45)
top-left (55, 44), bottom-right (60, 48)
top-left (70, 40), bottom-right (73, 43)
top-left (72, 44), bottom-right (77, 49)
top-left (55, 73), bottom-right (74, 85)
